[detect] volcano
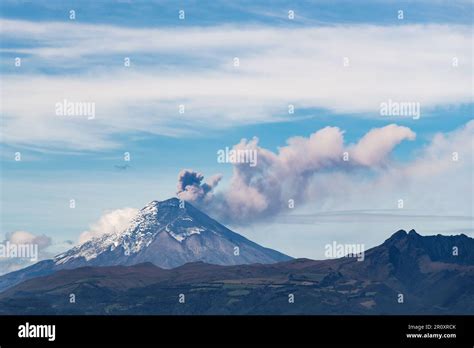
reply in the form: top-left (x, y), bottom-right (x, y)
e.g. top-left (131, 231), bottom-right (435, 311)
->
top-left (0, 198), bottom-right (291, 292)
top-left (54, 198), bottom-right (291, 268)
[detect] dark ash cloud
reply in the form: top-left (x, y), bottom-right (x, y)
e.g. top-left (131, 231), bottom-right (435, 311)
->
top-left (176, 169), bottom-right (222, 202)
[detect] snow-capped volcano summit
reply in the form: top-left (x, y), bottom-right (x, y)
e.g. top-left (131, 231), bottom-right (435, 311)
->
top-left (54, 198), bottom-right (292, 269)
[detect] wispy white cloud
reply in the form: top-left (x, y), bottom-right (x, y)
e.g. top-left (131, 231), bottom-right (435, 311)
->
top-left (1, 20), bottom-right (471, 150)
top-left (350, 124), bottom-right (416, 166)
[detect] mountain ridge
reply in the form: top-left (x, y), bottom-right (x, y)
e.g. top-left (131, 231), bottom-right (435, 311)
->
top-left (0, 229), bottom-right (472, 314)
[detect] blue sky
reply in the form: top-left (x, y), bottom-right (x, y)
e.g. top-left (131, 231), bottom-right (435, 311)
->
top-left (0, 0), bottom-right (472, 271)
top-left (1, 0), bottom-right (473, 26)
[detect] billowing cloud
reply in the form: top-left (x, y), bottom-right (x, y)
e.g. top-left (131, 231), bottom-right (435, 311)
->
top-left (176, 169), bottom-right (222, 202)
top-left (350, 124), bottom-right (416, 166)
top-left (78, 208), bottom-right (138, 244)
top-left (179, 124), bottom-right (417, 223)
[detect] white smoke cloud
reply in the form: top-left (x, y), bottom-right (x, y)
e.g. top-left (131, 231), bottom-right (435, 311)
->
top-left (251, 121), bottom-right (473, 260)
top-left (78, 208), bottom-right (138, 244)
top-left (349, 124), bottom-right (416, 166)
top-left (178, 123), bottom-right (418, 223)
